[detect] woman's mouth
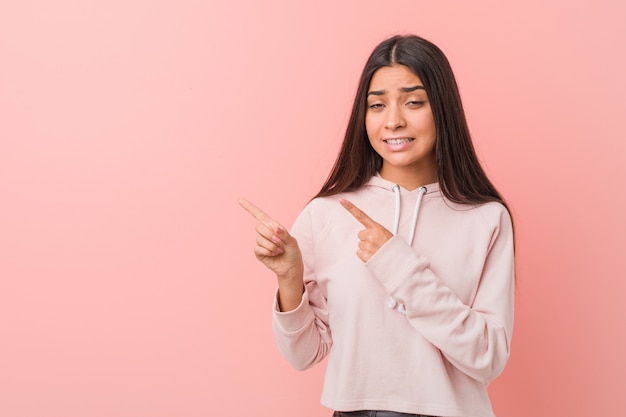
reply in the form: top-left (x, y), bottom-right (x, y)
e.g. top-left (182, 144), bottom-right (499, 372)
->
top-left (383, 138), bottom-right (414, 145)
top-left (381, 137), bottom-right (415, 151)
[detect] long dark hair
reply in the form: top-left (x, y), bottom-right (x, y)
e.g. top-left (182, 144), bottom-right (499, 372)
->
top-left (315, 34), bottom-right (508, 212)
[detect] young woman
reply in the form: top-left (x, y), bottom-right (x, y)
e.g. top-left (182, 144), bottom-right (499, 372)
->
top-left (239, 34), bottom-right (514, 417)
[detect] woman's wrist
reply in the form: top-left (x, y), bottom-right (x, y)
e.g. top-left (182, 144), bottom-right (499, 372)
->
top-left (276, 275), bottom-right (305, 312)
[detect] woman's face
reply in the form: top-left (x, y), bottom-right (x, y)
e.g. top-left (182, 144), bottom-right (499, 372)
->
top-left (365, 65), bottom-right (437, 186)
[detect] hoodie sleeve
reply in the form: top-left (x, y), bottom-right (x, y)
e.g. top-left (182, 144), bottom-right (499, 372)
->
top-left (365, 204), bottom-right (515, 384)
top-left (271, 205), bottom-right (332, 371)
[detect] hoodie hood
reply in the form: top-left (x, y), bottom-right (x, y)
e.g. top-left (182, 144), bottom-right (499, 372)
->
top-left (364, 173), bottom-right (440, 196)
top-left (365, 173), bottom-right (441, 245)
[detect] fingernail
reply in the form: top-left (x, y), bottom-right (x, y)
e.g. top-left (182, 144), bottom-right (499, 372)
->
top-left (271, 235), bottom-right (281, 243)
top-left (276, 227), bottom-right (284, 235)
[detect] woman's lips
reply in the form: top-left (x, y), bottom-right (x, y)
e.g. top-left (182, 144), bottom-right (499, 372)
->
top-left (383, 137), bottom-right (415, 150)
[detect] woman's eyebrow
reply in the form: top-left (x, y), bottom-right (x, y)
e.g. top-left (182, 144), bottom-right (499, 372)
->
top-left (367, 85), bottom-right (425, 96)
top-left (400, 85), bottom-right (425, 92)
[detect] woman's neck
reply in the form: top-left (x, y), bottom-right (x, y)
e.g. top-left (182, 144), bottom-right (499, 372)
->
top-left (379, 166), bottom-right (437, 191)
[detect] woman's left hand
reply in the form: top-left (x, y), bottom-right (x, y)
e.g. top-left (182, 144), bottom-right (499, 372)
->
top-left (340, 199), bottom-right (393, 262)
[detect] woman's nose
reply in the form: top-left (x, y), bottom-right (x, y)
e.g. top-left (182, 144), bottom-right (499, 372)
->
top-left (385, 106), bottom-right (405, 130)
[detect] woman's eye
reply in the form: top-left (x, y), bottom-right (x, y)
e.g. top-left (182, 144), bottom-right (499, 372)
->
top-left (407, 100), bottom-right (425, 107)
top-left (368, 103), bottom-right (384, 109)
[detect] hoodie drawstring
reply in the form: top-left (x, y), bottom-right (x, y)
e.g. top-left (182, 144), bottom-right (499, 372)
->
top-left (391, 184), bottom-right (401, 235)
top-left (387, 185), bottom-right (428, 315)
top-left (390, 184), bottom-right (427, 244)
top-left (408, 187), bottom-right (427, 246)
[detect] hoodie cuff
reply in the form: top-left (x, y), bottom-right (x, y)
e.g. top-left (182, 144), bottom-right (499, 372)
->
top-left (272, 288), bottom-right (315, 333)
top-left (366, 235), bottom-right (430, 294)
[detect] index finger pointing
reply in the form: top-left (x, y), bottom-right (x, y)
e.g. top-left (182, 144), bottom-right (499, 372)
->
top-left (339, 199), bottom-right (376, 228)
top-left (238, 198), bottom-right (277, 226)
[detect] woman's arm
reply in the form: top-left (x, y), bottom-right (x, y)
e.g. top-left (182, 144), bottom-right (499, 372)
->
top-left (240, 199), bottom-right (332, 370)
top-left (368, 208), bottom-right (514, 383)
top-left (342, 199), bottom-right (515, 384)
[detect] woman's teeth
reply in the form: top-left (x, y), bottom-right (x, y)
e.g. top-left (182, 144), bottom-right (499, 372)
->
top-left (384, 138), bottom-right (413, 145)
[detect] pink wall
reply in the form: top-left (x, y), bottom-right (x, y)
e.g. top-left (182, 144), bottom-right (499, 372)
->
top-left (1, 1), bottom-right (624, 416)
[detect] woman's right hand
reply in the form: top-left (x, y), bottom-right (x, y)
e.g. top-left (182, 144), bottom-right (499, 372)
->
top-left (238, 198), bottom-right (304, 310)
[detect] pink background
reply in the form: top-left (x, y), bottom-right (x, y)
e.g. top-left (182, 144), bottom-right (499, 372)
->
top-left (1, 1), bottom-right (625, 416)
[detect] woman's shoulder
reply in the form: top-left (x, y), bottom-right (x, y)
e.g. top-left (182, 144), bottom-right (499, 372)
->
top-left (303, 189), bottom-right (365, 212)
top-left (301, 194), bottom-right (341, 214)
top-left (293, 190), bottom-right (364, 231)
top-left (293, 194), bottom-right (342, 225)
top-left (291, 194), bottom-right (351, 242)
top-left (470, 200), bottom-right (513, 230)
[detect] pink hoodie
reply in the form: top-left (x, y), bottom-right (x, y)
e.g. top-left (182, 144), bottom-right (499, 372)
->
top-left (272, 175), bottom-right (515, 417)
